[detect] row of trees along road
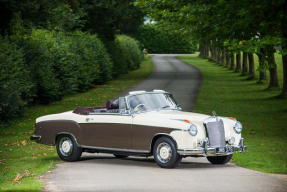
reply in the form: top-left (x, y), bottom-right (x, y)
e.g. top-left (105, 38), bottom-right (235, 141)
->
top-left (135, 0), bottom-right (287, 97)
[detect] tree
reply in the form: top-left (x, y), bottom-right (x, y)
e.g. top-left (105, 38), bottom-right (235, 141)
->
top-left (134, 0), bottom-right (287, 96)
top-left (0, 0), bottom-right (85, 34)
top-left (79, 0), bottom-right (144, 42)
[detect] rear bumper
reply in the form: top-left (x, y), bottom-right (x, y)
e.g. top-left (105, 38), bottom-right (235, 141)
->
top-left (178, 138), bottom-right (247, 156)
top-left (30, 135), bottom-right (41, 142)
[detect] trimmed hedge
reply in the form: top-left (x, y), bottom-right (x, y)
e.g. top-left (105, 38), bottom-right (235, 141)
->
top-left (0, 37), bottom-right (31, 120)
top-left (0, 31), bottom-right (143, 122)
top-left (21, 30), bottom-right (113, 104)
top-left (132, 24), bottom-right (197, 54)
top-left (105, 35), bottom-right (144, 77)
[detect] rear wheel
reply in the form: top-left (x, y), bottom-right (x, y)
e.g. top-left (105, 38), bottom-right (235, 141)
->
top-left (56, 135), bottom-right (82, 162)
top-left (153, 137), bottom-right (182, 168)
top-left (207, 154), bottom-right (233, 164)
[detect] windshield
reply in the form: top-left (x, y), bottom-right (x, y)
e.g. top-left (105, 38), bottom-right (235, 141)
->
top-left (128, 93), bottom-right (179, 113)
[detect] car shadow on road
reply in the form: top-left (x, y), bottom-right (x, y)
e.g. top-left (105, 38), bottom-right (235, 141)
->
top-left (77, 155), bottom-right (236, 169)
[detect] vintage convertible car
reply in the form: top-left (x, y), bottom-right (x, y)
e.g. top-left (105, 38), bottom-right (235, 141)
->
top-left (31, 90), bottom-right (247, 168)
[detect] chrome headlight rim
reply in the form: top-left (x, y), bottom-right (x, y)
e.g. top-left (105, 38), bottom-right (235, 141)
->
top-left (188, 124), bottom-right (198, 136)
top-left (233, 121), bottom-right (242, 134)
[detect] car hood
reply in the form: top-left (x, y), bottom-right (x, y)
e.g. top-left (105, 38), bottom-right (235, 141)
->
top-left (137, 110), bottom-right (210, 122)
top-left (132, 110), bottom-right (212, 130)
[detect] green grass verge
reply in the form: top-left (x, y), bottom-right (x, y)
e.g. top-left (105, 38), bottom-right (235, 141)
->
top-left (178, 55), bottom-right (287, 174)
top-left (0, 55), bottom-right (154, 191)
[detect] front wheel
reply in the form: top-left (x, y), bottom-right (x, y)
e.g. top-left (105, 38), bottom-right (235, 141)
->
top-left (206, 154), bottom-right (233, 164)
top-left (153, 137), bottom-right (182, 168)
top-left (56, 134), bottom-right (82, 162)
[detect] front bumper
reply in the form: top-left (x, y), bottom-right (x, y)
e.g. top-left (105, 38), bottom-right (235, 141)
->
top-left (30, 135), bottom-right (41, 142)
top-left (178, 138), bottom-right (247, 156)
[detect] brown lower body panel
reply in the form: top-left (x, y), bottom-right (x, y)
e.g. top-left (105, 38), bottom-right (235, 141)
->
top-left (80, 123), bottom-right (132, 149)
top-left (132, 125), bottom-right (176, 150)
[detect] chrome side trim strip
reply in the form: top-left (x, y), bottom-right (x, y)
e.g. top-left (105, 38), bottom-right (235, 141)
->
top-left (79, 145), bottom-right (149, 153)
top-left (133, 124), bottom-right (184, 131)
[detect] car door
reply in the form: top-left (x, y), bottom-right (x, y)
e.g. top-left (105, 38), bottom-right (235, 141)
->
top-left (80, 97), bottom-right (132, 149)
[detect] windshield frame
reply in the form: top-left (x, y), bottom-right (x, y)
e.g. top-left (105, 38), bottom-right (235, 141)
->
top-left (125, 92), bottom-right (181, 114)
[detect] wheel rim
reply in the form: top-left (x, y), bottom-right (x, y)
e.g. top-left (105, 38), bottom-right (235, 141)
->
top-left (59, 137), bottom-right (73, 156)
top-left (156, 142), bottom-right (172, 163)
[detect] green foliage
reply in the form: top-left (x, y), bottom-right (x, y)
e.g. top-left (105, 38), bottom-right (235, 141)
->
top-left (132, 24), bottom-right (197, 53)
top-left (0, 36), bottom-right (32, 122)
top-left (117, 35), bottom-right (143, 70)
top-left (1, 19), bottom-right (143, 120)
top-left (0, 28), bottom-right (113, 120)
top-left (105, 35), bottom-right (144, 77)
top-left (0, 0), bottom-right (85, 35)
top-left (17, 29), bottom-right (113, 104)
top-left (80, 0), bottom-right (145, 42)
top-left (21, 29), bottom-right (62, 103)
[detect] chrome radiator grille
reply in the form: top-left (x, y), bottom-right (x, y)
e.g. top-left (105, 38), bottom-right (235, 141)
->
top-left (206, 120), bottom-right (226, 147)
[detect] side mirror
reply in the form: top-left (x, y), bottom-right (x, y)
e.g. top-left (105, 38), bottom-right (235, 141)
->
top-left (177, 105), bottom-right (182, 111)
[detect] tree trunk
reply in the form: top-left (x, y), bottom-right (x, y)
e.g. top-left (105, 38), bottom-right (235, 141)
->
top-left (242, 52), bottom-right (248, 75)
top-left (230, 53), bottom-right (235, 68)
top-left (206, 46), bottom-right (209, 58)
top-left (280, 15), bottom-right (287, 96)
top-left (225, 49), bottom-right (230, 67)
top-left (258, 48), bottom-right (268, 81)
top-left (217, 50), bottom-right (220, 63)
top-left (282, 46), bottom-right (287, 95)
top-left (248, 53), bottom-right (255, 78)
top-left (201, 45), bottom-right (205, 57)
top-left (213, 47), bottom-right (217, 61)
top-left (220, 49), bottom-right (225, 64)
top-left (268, 52), bottom-right (280, 88)
top-left (236, 51), bottom-right (242, 71)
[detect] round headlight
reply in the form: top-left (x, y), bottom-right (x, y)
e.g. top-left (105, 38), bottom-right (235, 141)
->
top-left (228, 136), bottom-right (235, 144)
top-left (188, 124), bottom-right (198, 136)
top-left (234, 122), bottom-right (242, 133)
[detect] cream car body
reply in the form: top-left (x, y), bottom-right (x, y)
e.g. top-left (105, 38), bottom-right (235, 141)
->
top-left (31, 90), bottom-right (246, 168)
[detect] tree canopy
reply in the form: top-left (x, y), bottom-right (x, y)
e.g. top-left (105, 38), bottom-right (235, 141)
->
top-left (134, 0), bottom-right (287, 96)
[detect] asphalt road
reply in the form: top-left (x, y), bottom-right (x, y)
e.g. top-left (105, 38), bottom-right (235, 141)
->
top-left (42, 54), bottom-right (287, 192)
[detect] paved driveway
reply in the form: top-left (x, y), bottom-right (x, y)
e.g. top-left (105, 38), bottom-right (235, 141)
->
top-left (43, 54), bottom-right (287, 192)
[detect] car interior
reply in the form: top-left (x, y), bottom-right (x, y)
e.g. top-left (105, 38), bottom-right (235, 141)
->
top-left (72, 99), bottom-right (119, 115)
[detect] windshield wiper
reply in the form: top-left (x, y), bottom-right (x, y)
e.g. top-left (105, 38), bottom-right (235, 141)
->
top-left (157, 105), bottom-right (170, 111)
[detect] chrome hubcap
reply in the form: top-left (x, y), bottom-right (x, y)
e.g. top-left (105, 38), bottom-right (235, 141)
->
top-left (59, 137), bottom-right (73, 156)
top-left (156, 142), bottom-right (172, 163)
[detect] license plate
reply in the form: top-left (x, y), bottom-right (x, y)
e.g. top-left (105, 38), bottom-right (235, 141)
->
top-left (215, 146), bottom-right (234, 154)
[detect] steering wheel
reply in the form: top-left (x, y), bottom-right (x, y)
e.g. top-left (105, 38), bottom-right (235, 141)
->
top-left (133, 104), bottom-right (147, 113)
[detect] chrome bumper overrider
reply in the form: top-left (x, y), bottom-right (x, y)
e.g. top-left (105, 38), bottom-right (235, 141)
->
top-left (178, 138), bottom-right (247, 156)
top-left (30, 135), bottom-right (41, 142)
